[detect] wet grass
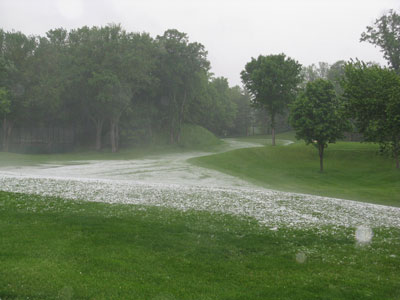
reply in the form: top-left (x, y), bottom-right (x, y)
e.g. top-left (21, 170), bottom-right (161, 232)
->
top-left (1, 191), bottom-right (400, 299)
top-left (0, 141), bottom-right (226, 168)
top-left (191, 137), bottom-right (400, 207)
top-left (0, 124), bottom-right (224, 167)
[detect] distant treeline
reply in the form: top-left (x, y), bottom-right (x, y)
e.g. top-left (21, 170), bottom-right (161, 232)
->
top-left (1, 25), bottom-right (282, 153)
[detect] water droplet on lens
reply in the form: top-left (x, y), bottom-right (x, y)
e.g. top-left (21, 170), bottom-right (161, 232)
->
top-left (355, 225), bottom-right (373, 244)
top-left (296, 252), bottom-right (306, 263)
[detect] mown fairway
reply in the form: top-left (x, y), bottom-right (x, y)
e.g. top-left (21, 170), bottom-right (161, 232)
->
top-left (192, 135), bottom-right (400, 207)
top-left (1, 192), bottom-right (400, 300)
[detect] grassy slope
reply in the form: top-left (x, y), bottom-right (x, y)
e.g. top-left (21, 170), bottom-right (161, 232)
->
top-left (191, 133), bottom-right (400, 207)
top-left (1, 192), bottom-right (400, 300)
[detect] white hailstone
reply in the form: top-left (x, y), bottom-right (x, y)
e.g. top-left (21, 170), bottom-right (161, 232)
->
top-left (296, 252), bottom-right (307, 263)
top-left (355, 225), bottom-right (373, 244)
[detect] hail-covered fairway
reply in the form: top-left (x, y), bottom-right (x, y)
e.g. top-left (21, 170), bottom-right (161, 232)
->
top-left (1, 139), bottom-right (400, 299)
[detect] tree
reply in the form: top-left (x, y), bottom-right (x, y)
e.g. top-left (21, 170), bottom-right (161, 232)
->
top-left (342, 61), bottom-right (400, 168)
top-left (326, 60), bottom-right (346, 96)
top-left (290, 79), bottom-right (347, 172)
top-left (156, 29), bottom-right (210, 144)
top-left (0, 29), bottom-right (36, 151)
top-left (205, 77), bottom-right (237, 136)
top-left (27, 29), bottom-right (69, 127)
top-left (241, 54), bottom-right (302, 145)
top-left (300, 61), bottom-right (345, 96)
top-left (228, 86), bottom-right (252, 136)
top-left (68, 25), bottom-right (157, 152)
top-left (0, 87), bottom-right (10, 150)
top-left (361, 9), bottom-right (400, 73)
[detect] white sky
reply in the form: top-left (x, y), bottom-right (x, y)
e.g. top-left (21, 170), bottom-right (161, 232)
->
top-left (0, 0), bottom-right (398, 86)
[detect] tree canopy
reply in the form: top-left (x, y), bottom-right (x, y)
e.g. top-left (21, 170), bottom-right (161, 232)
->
top-left (0, 26), bottom-right (254, 153)
top-left (361, 9), bottom-right (400, 73)
top-left (241, 54), bottom-right (302, 145)
top-left (290, 79), bottom-right (347, 172)
top-left (342, 61), bottom-right (400, 168)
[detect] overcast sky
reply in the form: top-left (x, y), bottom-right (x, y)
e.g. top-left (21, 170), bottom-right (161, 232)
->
top-left (0, 0), bottom-right (398, 86)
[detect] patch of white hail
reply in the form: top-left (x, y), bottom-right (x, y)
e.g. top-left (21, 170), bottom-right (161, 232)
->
top-left (0, 138), bottom-right (399, 230)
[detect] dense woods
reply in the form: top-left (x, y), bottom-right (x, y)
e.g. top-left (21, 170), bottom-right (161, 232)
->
top-left (0, 25), bottom-right (256, 153)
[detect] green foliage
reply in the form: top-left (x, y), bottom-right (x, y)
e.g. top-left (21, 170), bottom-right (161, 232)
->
top-left (0, 87), bottom-right (10, 115)
top-left (241, 53), bottom-right (302, 144)
top-left (155, 29), bottom-right (211, 144)
top-left (227, 86), bottom-right (253, 136)
top-left (300, 61), bottom-right (346, 97)
top-left (1, 191), bottom-right (400, 299)
top-left (361, 9), bottom-right (400, 72)
top-left (0, 25), bottom-right (254, 153)
top-left (291, 79), bottom-right (345, 145)
top-left (290, 79), bottom-right (348, 171)
top-left (342, 61), bottom-right (400, 167)
top-left (178, 124), bottom-right (221, 149)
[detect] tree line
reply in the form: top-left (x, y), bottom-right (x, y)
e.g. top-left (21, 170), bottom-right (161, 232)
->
top-left (1, 9), bottom-right (399, 170)
top-left (0, 25), bottom-right (256, 153)
top-left (241, 9), bottom-right (400, 171)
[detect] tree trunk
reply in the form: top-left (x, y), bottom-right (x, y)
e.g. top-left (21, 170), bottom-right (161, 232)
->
top-left (116, 122), bottom-right (119, 151)
top-left (110, 120), bottom-right (117, 153)
top-left (109, 113), bottom-right (123, 153)
top-left (2, 118), bottom-right (13, 152)
top-left (170, 126), bottom-right (174, 144)
top-left (177, 90), bottom-right (187, 144)
top-left (2, 117), bottom-right (7, 151)
top-left (319, 143), bottom-right (324, 172)
top-left (270, 112), bottom-right (276, 146)
top-left (394, 139), bottom-right (400, 169)
top-left (271, 127), bottom-right (276, 146)
top-left (94, 119), bottom-right (104, 151)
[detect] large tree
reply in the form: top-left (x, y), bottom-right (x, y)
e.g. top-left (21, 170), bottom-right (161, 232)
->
top-left (68, 25), bottom-right (157, 152)
top-left (0, 29), bottom-right (36, 151)
top-left (361, 9), bottom-right (400, 73)
top-left (241, 54), bottom-right (302, 145)
top-left (290, 79), bottom-right (347, 172)
top-left (156, 29), bottom-right (210, 144)
top-left (342, 61), bottom-right (400, 168)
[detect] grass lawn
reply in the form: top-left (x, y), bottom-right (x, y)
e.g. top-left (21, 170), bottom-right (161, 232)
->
top-left (0, 124), bottom-right (224, 168)
top-left (1, 191), bottom-right (400, 299)
top-left (191, 134), bottom-right (400, 207)
top-left (0, 141), bottom-right (226, 168)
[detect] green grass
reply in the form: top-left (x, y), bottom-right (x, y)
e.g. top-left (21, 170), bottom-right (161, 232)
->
top-left (0, 124), bottom-right (223, 167)
top-left (178, 124), bottom-right (222, 150)
top-left (0, 145), bottom-right (178, 167)
top-left (1, 191), bottom-right (400, 299)
top-left (233, 131), bottom-right (297, 145)
top-left (191, 137), bottom-right (400, 207)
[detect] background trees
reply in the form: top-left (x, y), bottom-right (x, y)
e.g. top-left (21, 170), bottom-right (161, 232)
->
top-left (0, 26), bottom-right (258, 153)
top-left (241, 54), bottom-right (302, 145)
top-left (290, 79), bottom-right (347, 172)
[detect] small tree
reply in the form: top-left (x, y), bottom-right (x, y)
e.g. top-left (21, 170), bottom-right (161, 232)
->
top-left (290, 79), bottom-right (347, 172)
top-left (241, 54), bottom-right (302, 145)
